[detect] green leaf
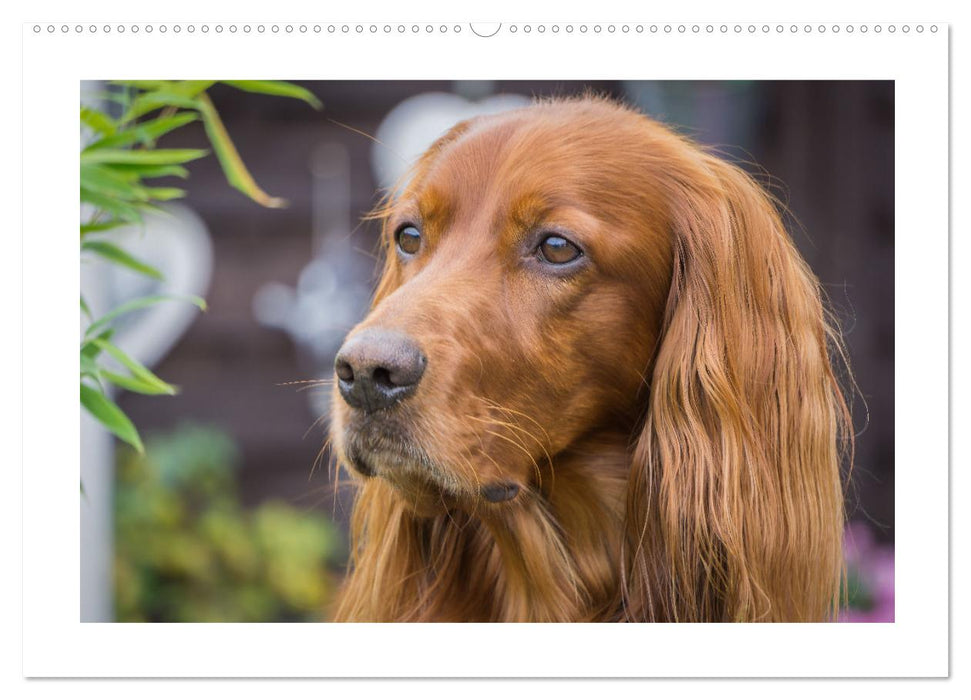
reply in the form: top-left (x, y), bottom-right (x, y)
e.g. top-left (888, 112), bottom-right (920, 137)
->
top-left (82, 240), bottom-right (164, 280)
top-left (80, 353), bottom-right (99, 378)
top-left (112, 80), bottom-right (215, 123)
top-left (173, 80), bottom-right (218, 97)
top-left (99, 369), bottom-right (176, 395)
top-left (80, 188), bottom-right (144, 223)
top-left (221, 81), bottom-right (323, 110)
top-left (84, 112), bottom-right (199, 151)
top-left (92, 338), bottom-right (177, 395)
top-left (121, 91), bottom-right (206, 122)
top-left (112, 80), bottom-right (215, 97)
top-left (196, 94), bottom-right (287, 208)
top-left (80, 328), bottom-right (115, 359)
top-left (85, 294), bottom-right (207, 339)
top-left (80, 163), bottom-right (150, 201)
top-left (80, 295), bottom-right (92, 320)
top-left (80, 383), bottom-right (144, 452)
top-left (81, 220), bottom-right (129, 235)
top-left (80, 106), bottom-right (117, 136)
top-left (81, 148), bottom-right (209, 166)
top-left (142, 186), bottom-right (186, 201)
top-left (109, 164), bottom-right (190, 180)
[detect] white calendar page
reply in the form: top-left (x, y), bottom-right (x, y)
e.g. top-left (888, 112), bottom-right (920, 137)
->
top-left (13, 0), bottom-right (954, 684)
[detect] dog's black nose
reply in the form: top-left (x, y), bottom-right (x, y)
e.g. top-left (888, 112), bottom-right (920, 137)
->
top-left (335, 328), bottom-right (426, 412)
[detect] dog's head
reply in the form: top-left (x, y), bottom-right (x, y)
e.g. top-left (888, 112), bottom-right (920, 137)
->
top-left (330, 97), bottom-right (849, 620)
top-left (331, 99), bottom-right (674, 511)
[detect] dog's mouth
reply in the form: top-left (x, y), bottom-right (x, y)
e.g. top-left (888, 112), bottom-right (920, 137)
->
top-left (340, 418), bottom-right (522, 506)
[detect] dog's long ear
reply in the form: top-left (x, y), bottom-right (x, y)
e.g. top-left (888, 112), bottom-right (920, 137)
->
top-left (623, 148), bottom-right (852, 622)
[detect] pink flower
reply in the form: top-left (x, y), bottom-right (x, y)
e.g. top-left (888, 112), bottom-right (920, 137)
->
top-left (839, 520), bottom-right (894, 623)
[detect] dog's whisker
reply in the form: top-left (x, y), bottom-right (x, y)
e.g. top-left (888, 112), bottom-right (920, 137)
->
top-left (303, 411), bottom-right (332, 441)
top-left (479, 425), bottom-right (543, 492)
top-left (277, 377), bottom-right (333, 387)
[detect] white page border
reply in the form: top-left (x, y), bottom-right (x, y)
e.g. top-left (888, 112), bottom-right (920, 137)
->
top-left (22, 21), bottom-right (948, 678)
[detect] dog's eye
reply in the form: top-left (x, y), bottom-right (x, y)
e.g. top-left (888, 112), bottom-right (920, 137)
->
top-left (537, 235), bottom-right (582, 265)
top-left (395, 224), bottom-right (422, 256)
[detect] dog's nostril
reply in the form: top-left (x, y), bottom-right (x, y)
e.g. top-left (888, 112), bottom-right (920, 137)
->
top-left (371, 366), bottom-right (392, 389)
top-left (335, 359), bottom-right (354, 382)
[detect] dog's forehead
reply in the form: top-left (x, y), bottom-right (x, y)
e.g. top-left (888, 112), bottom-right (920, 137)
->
top-left (410, 104), bottom-right (652, 231)
top-left (416, 114), bottom-right (538, 207)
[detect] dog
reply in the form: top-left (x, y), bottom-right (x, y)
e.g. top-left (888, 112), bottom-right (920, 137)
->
top-left (328, 96), bottom-right (851, 622)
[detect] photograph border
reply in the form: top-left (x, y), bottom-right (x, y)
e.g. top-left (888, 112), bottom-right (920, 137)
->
top-left (22, 21), bottom-right (948, 678)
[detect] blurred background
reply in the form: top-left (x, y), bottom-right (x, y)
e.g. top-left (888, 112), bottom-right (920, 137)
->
top-left (81, 80), bottom-right (894, 622)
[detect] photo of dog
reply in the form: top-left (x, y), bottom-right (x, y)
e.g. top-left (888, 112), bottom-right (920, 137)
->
top-left (79, 81), bottom-right (893, 625)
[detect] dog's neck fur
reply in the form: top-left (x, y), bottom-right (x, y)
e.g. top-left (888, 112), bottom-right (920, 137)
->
top-left (332, 432), bottom-right (631, 622)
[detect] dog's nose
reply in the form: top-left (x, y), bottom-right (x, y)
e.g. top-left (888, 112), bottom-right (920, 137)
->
top-left (334, 328), bottom-right (427, 412)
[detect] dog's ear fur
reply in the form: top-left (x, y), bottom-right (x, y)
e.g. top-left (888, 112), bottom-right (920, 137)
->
top-left (622, 146), bottom-right (852, 621)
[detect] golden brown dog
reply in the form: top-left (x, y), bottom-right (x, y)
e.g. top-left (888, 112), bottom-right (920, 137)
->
top-left (329, 97), bottom-right (851, 622)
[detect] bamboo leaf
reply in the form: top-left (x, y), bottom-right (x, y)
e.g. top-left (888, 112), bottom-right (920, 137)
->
top-left (99, 369), bottom-right (177, 396)
top-left (81, 220), bottom-right (129, 236)
top-left (84, 112), bottom-right (199, 151)
top-left (80, 295), bottom-right (92, 320)
top-left (80, 163), bottom-right (150, 201)
top-left (85, 294), bottom-right (207, 339)
top-left (221, 80), bottom-right (322, 110)
top-left (142, 186), bottom-right (186, 201)
top-left (82, 240), bottom-right (164, 280)
top-left (174, 80), bottom-right (218, 97)
top-left (108, 164), bottom-right (190, 180)
top-left (80, 188), bottom-right (144, 223)
top-left (111, 81), bottom-right (214, 98)
top-left (80, 383), bottom-right (144, 452)
top-left (92, 338), bottom-right (177, 395)
top-left (196, 93), bottom-right (287, 208)
top-left (121, 91), bottom-right (205, 122)
top-left (80, 353), bottom-right (99, 378)
top-left (81, 148), bottom-right (209, 166)
top-left (80, 106), bottom-right (117, 136)
top-left (81, 329), bottom-right (115, 359)
top-left (115, 164), bottom-right (190, 180)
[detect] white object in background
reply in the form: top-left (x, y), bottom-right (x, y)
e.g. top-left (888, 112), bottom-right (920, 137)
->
top-left (102, 205), bottom-right (213, 369)
top-left (370, 91), bottom-right (530, 190)
top-left (80, 204), bottom-right (213, 622)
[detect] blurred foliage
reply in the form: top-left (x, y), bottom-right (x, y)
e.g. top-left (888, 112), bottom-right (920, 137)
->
top-left (114, 424), bottom-right (343, 622)
top-left (840, 566), bottom-right (875, 611)
top-left (839, 520), bottom-right (894, 622)
top-left (81, 80), bottom-right (321, 455)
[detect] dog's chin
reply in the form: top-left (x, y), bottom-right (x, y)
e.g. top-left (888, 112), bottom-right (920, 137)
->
top-left (347, 452), bottom-right (458, 517)
top-left (339, 424), bottom-right (458, 516)
top-left (338, 422), bottom-right (524, 516)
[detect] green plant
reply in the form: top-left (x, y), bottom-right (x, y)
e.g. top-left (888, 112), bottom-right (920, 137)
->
top-left (80, 80), bottom-right (321, 452)
top-left (114, 424), bottom-right (344, 622)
